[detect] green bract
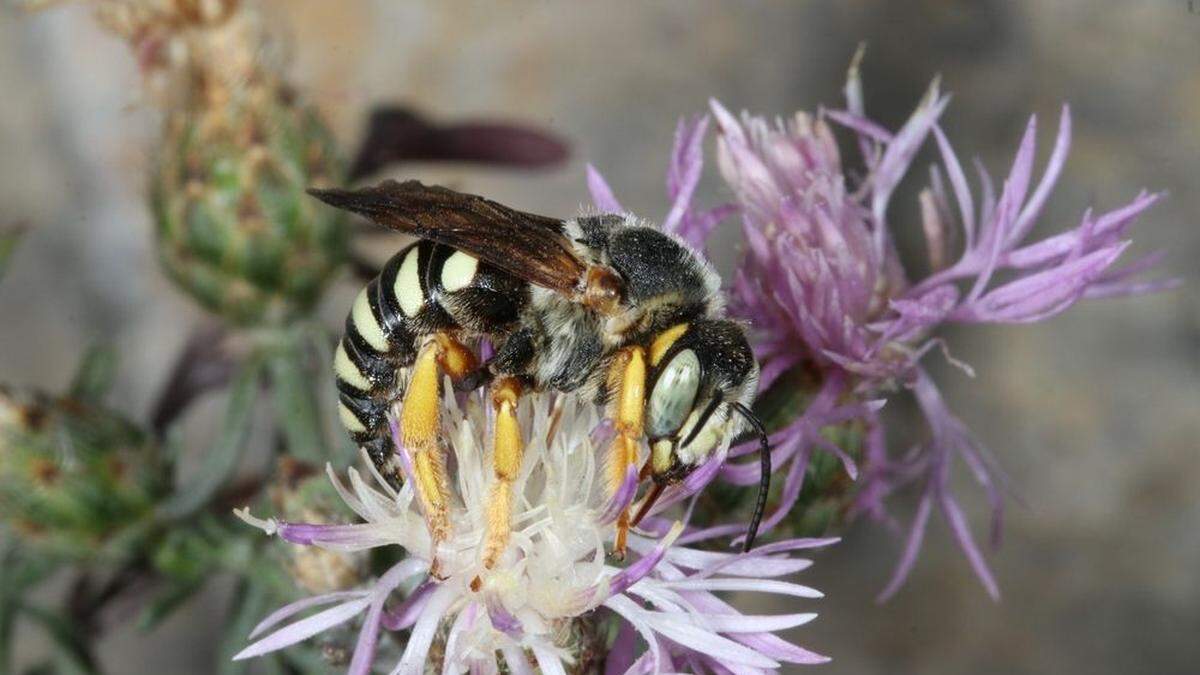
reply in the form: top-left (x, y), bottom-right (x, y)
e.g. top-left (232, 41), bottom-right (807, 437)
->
top-left (0, 387), bottom-right (165, 560)
top-left (152, 91), bottom-right (348, 325)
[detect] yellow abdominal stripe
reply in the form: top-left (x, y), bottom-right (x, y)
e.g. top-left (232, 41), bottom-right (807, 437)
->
top-left (351, 287), bottom-right (389, 352)
top-left (337, 401), bottom-right (367, 432)
top-left (394, 248), bottom-right (423, 317)
top-left (334, 343), bottom-right (372, 391)
top-left (440, 251), bottom-right (479, 293)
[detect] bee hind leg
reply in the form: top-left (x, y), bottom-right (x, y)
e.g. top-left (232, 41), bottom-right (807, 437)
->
top-left (399, 332), bottom-right (477, 574)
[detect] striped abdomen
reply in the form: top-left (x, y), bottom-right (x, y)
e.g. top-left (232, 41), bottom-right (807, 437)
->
top-left (333, 240), bottom-right (529, 484)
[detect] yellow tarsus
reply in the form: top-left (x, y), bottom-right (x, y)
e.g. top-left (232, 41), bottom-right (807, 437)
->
top-left (482, 377), bottom-right (524, 568)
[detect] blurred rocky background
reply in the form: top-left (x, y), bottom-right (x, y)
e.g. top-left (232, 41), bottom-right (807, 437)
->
top-left (1, 1), bottom-right (1196, 673)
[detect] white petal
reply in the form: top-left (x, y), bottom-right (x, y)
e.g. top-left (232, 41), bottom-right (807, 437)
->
top-left (660, 547), bottom-right (813, 577)
top-left (441, 602), bottom-right (479, 675)
top-left (392, 585), bottom-right (458, 675)
top-left (603, 596), bottom-right (664, 672)
top-left (233, 597), bottom-right (371, 661)
top-left (248, 591), bottom-right (367, 639)
top-left (662, 578), bottom-right (823, 599)
top-left (233, 508), bottom-right (278, 535)
top-left (642, 614), bottom-right (779, 669)
top-left (693, 612), bottom-right (819, 633)
top-left (501, 644), bottom-right (536, 675)
top-left (326, 464), bottom-right (372, 521)
top-left (531, 645), bottom-right (567, 675)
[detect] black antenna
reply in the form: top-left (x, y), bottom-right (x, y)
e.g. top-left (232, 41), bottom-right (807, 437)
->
top-left (731, 402), bottom-right (770, 552)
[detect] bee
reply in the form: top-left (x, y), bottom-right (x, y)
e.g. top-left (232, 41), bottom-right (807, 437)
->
top-left (312, 180), bottom-right (770, 566)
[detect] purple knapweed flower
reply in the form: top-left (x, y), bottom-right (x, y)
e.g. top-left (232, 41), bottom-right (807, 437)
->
top-left (709, 61), bottom-right (1176, 599)
top-left (588, 54), bottom-right (1176, 601)
top-left (236, 388), bottom-right (833, 673)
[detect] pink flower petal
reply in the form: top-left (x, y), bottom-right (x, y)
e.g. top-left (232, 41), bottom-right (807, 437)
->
top-left (586, 164), bottom-right (624, 212)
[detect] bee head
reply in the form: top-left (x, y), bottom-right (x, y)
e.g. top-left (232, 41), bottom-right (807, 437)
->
top-left (638, 319), bottom-right (770, 549)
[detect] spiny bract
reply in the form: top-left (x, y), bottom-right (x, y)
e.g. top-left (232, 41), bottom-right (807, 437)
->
top-left (152, 89), bottom-right (347, 324)
top-left (0, 386), bottom-right (166, 559)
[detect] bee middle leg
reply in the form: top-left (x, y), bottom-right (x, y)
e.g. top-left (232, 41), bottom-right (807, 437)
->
top-left (400, 332), bottom-right (477, 561)
top-left (606, 345), bottom-right (647, 560)
top-left (481, 376), bottom-right (524, 569)
top-left (452, 328), bottom-right (536, 394)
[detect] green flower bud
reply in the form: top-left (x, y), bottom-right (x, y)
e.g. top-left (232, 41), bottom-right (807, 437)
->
top-left (0, 387), bottom-right (165, 560)
top-left (152, 89), bottom-right (348, 325)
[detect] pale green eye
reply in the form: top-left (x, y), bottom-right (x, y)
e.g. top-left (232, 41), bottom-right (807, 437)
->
top-left (647, 349), bottom-right (701, 438)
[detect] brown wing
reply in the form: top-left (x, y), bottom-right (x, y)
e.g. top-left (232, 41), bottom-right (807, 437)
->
top-left (309, 180), bottom-right (587, 295)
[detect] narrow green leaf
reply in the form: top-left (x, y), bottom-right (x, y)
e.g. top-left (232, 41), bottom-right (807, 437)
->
top-left (0, 551), bottom-right (15, 675)
top-left (158, 427), bottom-right (185, 478)
top-left (305, 324), bottom-right (358, 465)
top-left (266, 335), bottom-right (326, 464)
top-left (135, 578), bottom-right (205, 632)
top-left (157, 356), bottom-right (263, 519)
top-left (68, 345), bottom-right (119, 403)
top-left (0, 224), bottom-right (27, 284)
top-left (16, 605), bottom-right (97, 675)
top-left (217, 581), bottom-right (268, 675)
top-left (51, 648), bottom-right (96, 675)
top-left (0, 542), bottom-right (59, 602)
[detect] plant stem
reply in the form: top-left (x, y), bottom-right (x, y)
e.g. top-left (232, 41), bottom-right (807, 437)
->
top-left (150, 324), bottom-right (236, 437)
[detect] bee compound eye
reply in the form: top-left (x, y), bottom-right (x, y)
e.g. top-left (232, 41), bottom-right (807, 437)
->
top-left (646, 348), bottom-right (701, 438)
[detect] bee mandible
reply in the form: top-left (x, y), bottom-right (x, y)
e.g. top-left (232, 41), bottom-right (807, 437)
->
top-left (313, 180), bottom-right (770, 568)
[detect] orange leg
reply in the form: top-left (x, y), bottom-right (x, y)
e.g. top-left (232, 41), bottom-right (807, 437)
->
top-left (606, 346), bottom-right (647, 559)
top-left (399, 333), bottom-right (477, 564)
top-left (434, 333), bottom-right (477, 381)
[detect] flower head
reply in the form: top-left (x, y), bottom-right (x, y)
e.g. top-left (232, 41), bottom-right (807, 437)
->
top-left (584, 50), bottom-right (1176, 602)
top-left (237, 386), bottom-right (832, 673)
top-left (705, 57), bottom-right (1176, 599)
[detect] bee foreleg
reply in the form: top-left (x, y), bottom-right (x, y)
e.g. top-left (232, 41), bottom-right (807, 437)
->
top-left (606, 345), bottom-right (647, 560)
top-left (482, 376), bottom-right (524, 569)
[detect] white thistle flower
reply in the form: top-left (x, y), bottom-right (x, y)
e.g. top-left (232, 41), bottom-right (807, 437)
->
top-left (235, 386), bottom-right (833, 673)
